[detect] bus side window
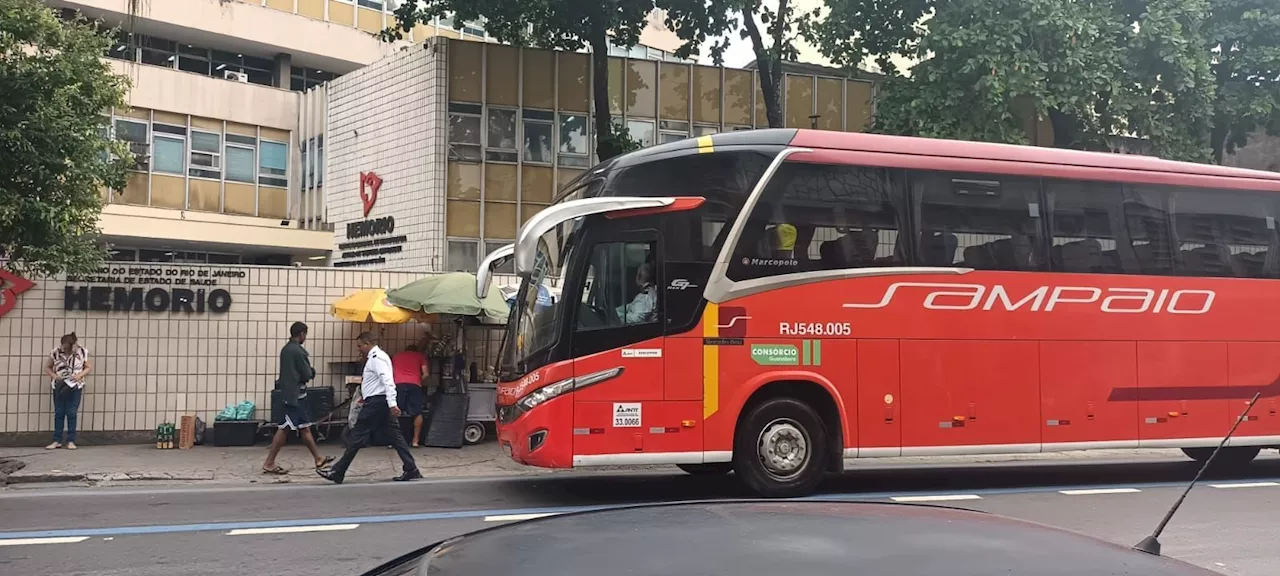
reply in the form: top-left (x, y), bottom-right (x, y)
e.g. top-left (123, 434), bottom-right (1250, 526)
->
top-left (909, 170), bottom-right (1048, 272)
top-left (576, 241), bottom-right (659, 331)
top-left (1044, 179), bottom-right (1132, 274)
top-left (1166, 187), bottom-right (1279, 279)
top-left (726, 162), bottom-right (908, 282)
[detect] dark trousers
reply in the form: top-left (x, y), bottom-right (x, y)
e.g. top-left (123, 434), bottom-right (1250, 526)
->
top-left (52, 388), bottom-right (83, 444)
top-left (329, 395), bottom-right (417, 479)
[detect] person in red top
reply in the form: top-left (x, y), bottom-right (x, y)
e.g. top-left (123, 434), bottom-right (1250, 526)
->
top-left (392, 345), bottom-right (429, 447)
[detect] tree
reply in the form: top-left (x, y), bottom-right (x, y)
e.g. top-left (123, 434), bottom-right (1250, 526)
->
top-left (1206, 0), bottom-right (1280, 162)
top-left (1, 0), bottom-right (130, 277)
top-left (660, 0), bottom-right (816, 128)
top-left (385, 0), bottom-right (651, 161)
top-left (813, 0), bottom-right (1280, 164)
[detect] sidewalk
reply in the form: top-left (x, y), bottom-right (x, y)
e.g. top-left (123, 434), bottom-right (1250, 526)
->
top-left (0, 441), bottom-right (1205, 489)
top-left (0, 442), bottom-right (569, 487)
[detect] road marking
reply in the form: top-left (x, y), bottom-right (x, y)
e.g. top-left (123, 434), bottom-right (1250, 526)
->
top-left (889, 494), bottom-right (982, 502)
top-left (484, 513), bottom-right (559, 522)
top-left (1059, 488), bottom-right (1141, 495)
top-left (1208, 481), bottom-right (1280, 489)
top-left (226, 524), bottom-right (359, 536)
top-left (0, 536), bottom-right (90, 546)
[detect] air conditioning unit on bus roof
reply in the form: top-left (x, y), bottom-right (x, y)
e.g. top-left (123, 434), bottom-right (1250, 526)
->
top-left (224, 70), bottom-right (248, 83)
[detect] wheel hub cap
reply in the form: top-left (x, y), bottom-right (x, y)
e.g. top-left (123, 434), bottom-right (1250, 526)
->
top-left (758, 418), bottom-right (809, 479)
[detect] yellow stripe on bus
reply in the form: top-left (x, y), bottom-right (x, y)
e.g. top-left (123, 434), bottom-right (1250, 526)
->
top-left (696, 135), bottom-right (715, 153)
top-left (703, 303), bottom-right (719, 418)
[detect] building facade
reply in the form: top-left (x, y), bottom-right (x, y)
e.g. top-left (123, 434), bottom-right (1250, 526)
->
top-left (322, 37), bottom-right (879, 274)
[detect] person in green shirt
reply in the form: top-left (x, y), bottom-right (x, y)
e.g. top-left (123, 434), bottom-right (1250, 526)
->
top-left (262, 322), bottom-right (333, 474)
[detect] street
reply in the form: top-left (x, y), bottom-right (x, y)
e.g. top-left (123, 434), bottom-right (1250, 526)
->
top-left (3, 456), bottom-right (1280, 576)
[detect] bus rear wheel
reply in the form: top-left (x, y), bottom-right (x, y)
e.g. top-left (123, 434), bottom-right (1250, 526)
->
top-left (1181, 446), bottom-right (1260, 469)
top-left (677, 463), bottom-right (733, 476)
top-left (733, 397), bottom-right (828, 498)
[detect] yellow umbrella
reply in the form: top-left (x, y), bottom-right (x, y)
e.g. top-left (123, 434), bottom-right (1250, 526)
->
top-left (330, 288), bottom-right (418, 324)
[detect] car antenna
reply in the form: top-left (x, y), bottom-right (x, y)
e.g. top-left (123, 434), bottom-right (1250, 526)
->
top-left (1133, 391), bottom-right (1262, 556)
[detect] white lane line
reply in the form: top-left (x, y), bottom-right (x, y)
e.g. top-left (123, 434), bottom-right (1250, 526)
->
top-left (889, 494), bottom-right (982, 503)
top-left (1209, 481), bottom-right (1280, 489)
top-left (0, 536), bottom-right (90, 546)
top-left (484, 513), bottom-right (560, 522)
top-left (226, 524), bottom-right (359, 536)
top-left (1059, 488), bottom-right (1142, 495)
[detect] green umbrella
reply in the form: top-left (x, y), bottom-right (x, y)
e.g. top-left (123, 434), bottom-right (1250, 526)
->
top-left (386, 272), bottom-right (510, 323)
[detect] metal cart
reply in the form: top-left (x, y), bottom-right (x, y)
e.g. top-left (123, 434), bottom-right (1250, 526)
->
top-left (462, 380), bottom-right (497, 444)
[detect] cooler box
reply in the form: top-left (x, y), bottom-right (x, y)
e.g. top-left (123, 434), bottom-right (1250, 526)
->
top-left (213, 420), bottom-right (263, 446)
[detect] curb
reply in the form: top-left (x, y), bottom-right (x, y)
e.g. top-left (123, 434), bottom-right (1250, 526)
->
top-left (7, 471), bottom-right (216, 485)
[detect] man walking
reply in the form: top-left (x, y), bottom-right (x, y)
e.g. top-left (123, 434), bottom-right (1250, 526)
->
top-left (262, 322), bottom-right (333, 474)
top-left (318, 331), bottom-right (421, 483)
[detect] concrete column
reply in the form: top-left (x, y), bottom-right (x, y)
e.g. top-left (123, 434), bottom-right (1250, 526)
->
top-left (273, 53), bottom-right (292, 89)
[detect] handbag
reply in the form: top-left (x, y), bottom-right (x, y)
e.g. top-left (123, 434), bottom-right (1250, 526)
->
top-left (53, 378), bottom-right (72, 398)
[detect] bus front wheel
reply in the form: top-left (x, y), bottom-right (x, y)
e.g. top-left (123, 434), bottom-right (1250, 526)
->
top-left (1181, 446), bottom-right (1260, 469)
top-left (734, 397), bottom-right (828, 498)
top-left (677, 463), bottom-right (733, 476)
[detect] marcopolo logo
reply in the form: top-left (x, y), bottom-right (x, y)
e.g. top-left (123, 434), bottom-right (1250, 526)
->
top-left (751, 344), bottom-right (799, 366)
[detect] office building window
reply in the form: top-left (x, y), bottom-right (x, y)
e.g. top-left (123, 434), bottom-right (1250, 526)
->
top-left (486, 108), bottom-right (518, 162)
top-left (139, 36), bottom-right (177, 68)
top-left (523, 110), bottom-right (554, 164)
top-left (225, 135), bottom-right (257, 183)
top-left (449, 103), bottom-right (483, 161)
top-left (448, 239), bottom-right (480, 272)
top-left (558, 113), bottom-right (589, 167)
top-left (189, 131), bottom-right (221, 179)
top-left (114, 119), bottom-right (149, 170)
top-left (152, 127), bottom-right (185, 175)
top-left (259, 141), bottom-right (289, 187)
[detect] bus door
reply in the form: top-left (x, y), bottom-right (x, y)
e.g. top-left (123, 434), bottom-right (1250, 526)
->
top-left (568, 228), bottom-right (703, 458)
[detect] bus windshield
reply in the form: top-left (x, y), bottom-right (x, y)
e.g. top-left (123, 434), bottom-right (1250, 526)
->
top-left (500, 217), bottom-right (581, 378)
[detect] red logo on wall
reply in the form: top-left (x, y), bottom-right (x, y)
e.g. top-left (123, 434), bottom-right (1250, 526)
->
top-left (359, 171), bottom-right (383, 217)
top-left (0, 270), bottom-right (34, 319)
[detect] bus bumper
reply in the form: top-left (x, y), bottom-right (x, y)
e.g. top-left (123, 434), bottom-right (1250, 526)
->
top-left (496, 395), bottom-right (574, 468)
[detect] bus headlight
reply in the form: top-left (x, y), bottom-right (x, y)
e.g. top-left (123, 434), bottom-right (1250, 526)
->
top-left (517, 378), bottom-right (576, 412)
top-left (512, 367), bottom-right (625, 416)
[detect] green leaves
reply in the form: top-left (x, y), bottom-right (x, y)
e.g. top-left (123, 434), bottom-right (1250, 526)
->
top-left (1, 0), bottom-right (128, 277)
top-left (808, 0), bottom-right (1279, 164)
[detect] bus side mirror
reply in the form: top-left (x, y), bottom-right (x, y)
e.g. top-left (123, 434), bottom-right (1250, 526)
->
top-left (476, 243), bottom-right (515, 299)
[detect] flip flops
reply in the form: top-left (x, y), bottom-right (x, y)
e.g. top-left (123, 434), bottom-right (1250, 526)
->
top-left (262, 465), bottom-right (288, 475)
top-left (315, 456), bottom-right (335, 469)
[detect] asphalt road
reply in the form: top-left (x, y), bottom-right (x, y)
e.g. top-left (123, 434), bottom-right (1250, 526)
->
top-left (4, 456), bottom-right (1280, 576)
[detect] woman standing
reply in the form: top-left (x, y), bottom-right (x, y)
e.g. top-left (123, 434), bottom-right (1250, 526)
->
top-left (44, 332), bottom-right (92, 450)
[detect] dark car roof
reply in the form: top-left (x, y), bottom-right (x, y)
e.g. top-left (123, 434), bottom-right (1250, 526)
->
top-left (387, 500), bottom-right (1219, 576)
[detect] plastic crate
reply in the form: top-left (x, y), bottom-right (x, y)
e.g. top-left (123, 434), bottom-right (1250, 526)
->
top-left (213, 420), bottom-right (264, 447)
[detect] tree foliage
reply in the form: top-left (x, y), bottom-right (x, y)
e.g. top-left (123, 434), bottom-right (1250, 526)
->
top-left (385, 0), bottom-right (652, 161)
top-left (812, 0), bottom-right (1280, 164)
top-left (1, 0), bottom-right (130, 277)
top-left (660, 0), bottom-right (816, 128)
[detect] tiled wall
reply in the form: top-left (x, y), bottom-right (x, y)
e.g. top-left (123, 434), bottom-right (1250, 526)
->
top-left (326, 41), bottom-right (448, 271)
top-left (0, 264), bottom-right (436, 440)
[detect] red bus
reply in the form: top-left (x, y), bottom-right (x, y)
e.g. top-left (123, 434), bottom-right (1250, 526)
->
top-left (478, 129), bottom-right (1280, 497)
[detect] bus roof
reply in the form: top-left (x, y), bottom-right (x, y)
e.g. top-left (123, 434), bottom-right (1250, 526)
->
top-left (789, 129), bottom-right (1280, 182)
top-left (558, 128), bottom-right (1280, 202)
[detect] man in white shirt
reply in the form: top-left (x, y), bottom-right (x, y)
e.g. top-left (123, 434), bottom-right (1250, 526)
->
top-left (615, 262), bottom-right (657, 324)
top-left (318, 331), bottom-right (421, 483)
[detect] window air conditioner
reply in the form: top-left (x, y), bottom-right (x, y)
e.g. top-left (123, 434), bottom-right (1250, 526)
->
top-left (224, 70), bottom-right (249, 83)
